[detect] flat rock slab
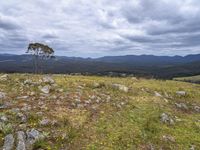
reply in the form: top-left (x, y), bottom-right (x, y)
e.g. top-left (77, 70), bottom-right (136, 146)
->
top-left (3, 134), bottom-right (14, 150)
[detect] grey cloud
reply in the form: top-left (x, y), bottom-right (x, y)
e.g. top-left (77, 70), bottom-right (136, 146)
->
top-left (0, 0), bottom-right (200, 57)
top-left (42, 34), bottom-right (58, 39)
top-left (0, 16), bottom-right (21, 30)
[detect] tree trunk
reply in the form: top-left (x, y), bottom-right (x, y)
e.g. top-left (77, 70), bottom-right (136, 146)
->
top-left (36, 55), bottom-right (38, 74)
top-left (33, 54), bottom-right (37, 74)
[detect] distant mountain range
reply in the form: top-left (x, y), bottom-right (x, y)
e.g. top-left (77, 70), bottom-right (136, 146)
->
top-left (0, 54), bottom-right (200, 79)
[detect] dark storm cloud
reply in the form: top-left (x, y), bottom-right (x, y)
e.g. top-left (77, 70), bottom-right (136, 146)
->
top-left (0, 0), bottom-right (200, 57)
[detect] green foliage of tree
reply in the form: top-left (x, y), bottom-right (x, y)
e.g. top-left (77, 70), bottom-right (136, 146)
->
top-left (26, 43), bottom-right (55, 73)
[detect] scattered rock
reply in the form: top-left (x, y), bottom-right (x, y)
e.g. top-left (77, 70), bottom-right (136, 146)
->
top-left (174, 116), bottom-right (182, 122)
top-left (58, 88), bottom-right (64, 92)
top-left (27, 128), bottom-right (43, 145)
top-left (40, 119), bottom-right (50, 126)
top-left (21, 105), bottom-right (31, 111)
top-left (0, 74), bottom-right (9, 81)
top-left (18, 124), bottom-right (27, 131)
top-left (112, 84), bottom-right (129, 93)
top-left (0, 92), bottom-right (6, 99)
top-left (24, 79), bottom-right (33, 85)
top-left (29, 92), bottom-right (35, 96)
top-left (190, 145), bottom-right (196, 150)
top-left (10, 108), bottom-right (20, 113)
top-left (175, 103), bottom-right (188, 110)
top-left (162, 135), bottom-right (175, 142)
top-left (193, 106), bottom-right (200, 113)
top-left (43, 76), bottom-right (55, 84)
top-left (2, 134), bottom-right (14, 150)
top-left (160, 113), bottom-right (174, 125)
top-left (51, 95), bottom-right (57, 100)
top-left (131, 77), bottom-right (138, 81)
top-left (154, 91), bottom-right (162, 97)
top-left (176, 91), bottom-right (186, 96)
top-left (17, 113), bottom-right (27, 123)
top-left (93, 82), bottom-right (101, 88)
top-left (0, 116), bottom-right (8, 122)
top-left (36, 112), bottom-right (43, 116)
top-left (17, 96), bottom-right (29, 100)
top-left (16, 131), bottom-right (26, 150)
top-left (0, 104), bottom-right (8, 109)
top-left (39, 85), bottom-right (51, 94)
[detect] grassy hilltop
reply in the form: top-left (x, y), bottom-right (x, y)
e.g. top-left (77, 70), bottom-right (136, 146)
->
top-left (0, 74), bottom-right (200, 150)
top-left (173, 75), bottom-right (200, 84)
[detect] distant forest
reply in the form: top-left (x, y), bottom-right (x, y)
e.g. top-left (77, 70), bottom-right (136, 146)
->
top-left (0, 54), bottom-right (200, 79)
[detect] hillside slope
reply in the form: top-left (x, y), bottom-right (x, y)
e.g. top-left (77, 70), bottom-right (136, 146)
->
top-left (174, 75), bottom-right (200, 84)
top-left (0, 74), bottom-right (200, 149)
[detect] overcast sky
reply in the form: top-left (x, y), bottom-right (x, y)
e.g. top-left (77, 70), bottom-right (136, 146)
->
top-left (0, 0), bottom-right (200, 57)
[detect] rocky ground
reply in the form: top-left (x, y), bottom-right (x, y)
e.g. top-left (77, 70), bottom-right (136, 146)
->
top-left (0, 74), bottom-right (200, 150)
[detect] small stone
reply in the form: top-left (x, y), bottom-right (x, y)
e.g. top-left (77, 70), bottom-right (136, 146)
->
top-left (93, 82), bottom-right (100, 88)
top-left (27, 128), bottom-right (43, 145)
top-left (112, 84), bottom-right (129, 93)
top-left (176, 91), bottom-right (186, 96)
top-left (3, 134), bottom-right (14, 150)
top-left (0, 74), bottom-right (9, 81)
top-left (36, 112), bottom-right (43, 116)
top-left (175, 103), bottom-right (188, 110)
top-left (51, 95), bottom-right (57, 99)
top-left (39, 85), bottom-right (51, 94)
top-left (24, 79), bottom-right (33, 85)
top-left (17, 113), bottom-right (27, 123)
top-left (17, 96), bottom-right (29, 100)
top-left (0, 116), bottom-right (8, 122)
top-left (0, 104), bottom-right (8, 109)
top-left (43, 76), bottom-right (55, 84)
top-left (16, 131), bottom-right (26, 150)
top-left (160, 113), bottom-right (174, 125)
top-left (162, 135), bottom-right (175, 142)
top-left (40, 119), bottom-right (50, 126)
top-left (18, 124), bottom-right (27, 130)
top-left (21, 105), bottom-right (31, 111)
top-left (86, 100), bottom-right (92, 104)
top-left (0, 92), bottom-right (6, 99)
top-left (190, 145), bottom-right (196, 150)
top-left (10, 108), bottom-right (20, 113)
top-left (58, 89), bottom-right (64, 92)
top-left (194, 106), bottom-right (200, 113)
top-left (29, 92), bottom-right (35, 96)
top-left (155, 91), bottom-right (162, 97)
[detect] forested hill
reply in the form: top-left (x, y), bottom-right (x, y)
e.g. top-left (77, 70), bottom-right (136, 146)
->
top-left (0, 54), bottom-right (200, 79)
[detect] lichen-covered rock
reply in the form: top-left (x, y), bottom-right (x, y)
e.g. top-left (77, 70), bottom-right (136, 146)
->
top-left (194, 106), bottom-right (200, 113)
top-left (154, 91), bottom-right (162, 97)
top-left (160, 113), bottom-right (175, 125)
top-left (0, 92), bottom-right (6, 99)
top-left (0, 115), bottom-right (8, 122)
top-left (2, 134), bottom-right (14, 150)
top-left (39, 85), bottom-right (51, 94)
top-left (175, 103), bottom-right (188, 110)
top-left (17, 113), bottom-right (27, 123)
top-left (26, 128), bottom-right (43, 144)
top-left (176, 91), bottom-right (186, 96)
top-left (0, 74), bottom-right (9, 81)
top-left (16, 131), bottom-right (26, 150)
top-left (43, 76), bottom-right (55, 84)
top-left (162, 135), bottom-right (175, 142)
top-left (112, 84), bottom-right (129, 93)
top-left (40, 119), bottom-right (50, 126)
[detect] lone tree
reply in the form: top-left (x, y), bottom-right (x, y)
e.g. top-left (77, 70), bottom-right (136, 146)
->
top-left (26, 43), bottom-right (54, 73)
